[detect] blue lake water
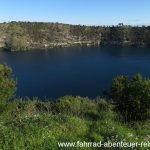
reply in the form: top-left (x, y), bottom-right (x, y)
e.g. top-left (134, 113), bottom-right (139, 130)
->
top-left (0, 46), bottom-right (150, 99)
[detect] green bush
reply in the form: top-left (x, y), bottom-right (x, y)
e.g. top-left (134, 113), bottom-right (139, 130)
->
top-left (56, 96), bottom-right (81, 115)
top-left (0, 64), bottom-right (16, 104)
top-left (96, 98), bottom-right (112, 111)
top-left (91, 119), bottom-right (137, 145)
top-left (110, 74), bottom-right (150, 121)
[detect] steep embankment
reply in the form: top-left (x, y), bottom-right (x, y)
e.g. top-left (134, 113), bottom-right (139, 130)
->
top-left (0, 22), bottom-right (150, 51)
top-left (0, 22), bottom-right (101, 51)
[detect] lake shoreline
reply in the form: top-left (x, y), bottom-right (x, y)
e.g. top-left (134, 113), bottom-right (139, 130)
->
top-left (2, 42), bottom-right (149, 52)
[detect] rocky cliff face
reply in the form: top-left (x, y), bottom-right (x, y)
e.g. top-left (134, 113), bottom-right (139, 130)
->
top-left (0, 22), bottom-right (102, 51)
top-left (0, 22), bottom-right (150, 51)
top-left (0, 38), bottom-right (3, 47)
top-left (0, 36), bottom-right (6, 48)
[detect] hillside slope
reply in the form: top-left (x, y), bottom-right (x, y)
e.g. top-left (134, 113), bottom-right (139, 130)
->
top-left (0, 22), bottom-right (150, 51)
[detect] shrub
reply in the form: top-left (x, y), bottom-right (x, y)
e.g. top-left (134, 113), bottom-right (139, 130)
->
top-left (92, 119), bottom-right (136, 143)
top-left (110, 74), bottom-right (150, 121)
top-left (0, 64), bottom-right (16, 104)
top-left (96, 98), bottom-right (112, 111)
top-left (56, 96), bottom-right (81, 115)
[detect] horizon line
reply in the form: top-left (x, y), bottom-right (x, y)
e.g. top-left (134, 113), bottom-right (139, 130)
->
top-left (0, 21), bottom-right (149, 27)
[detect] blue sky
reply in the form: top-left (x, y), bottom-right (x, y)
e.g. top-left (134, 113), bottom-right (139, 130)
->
top-left (0, 0), bottom-right (149, 26)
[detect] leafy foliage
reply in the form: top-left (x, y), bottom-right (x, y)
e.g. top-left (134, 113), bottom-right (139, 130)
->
top-left (0, 64), bottom-right (16, 104)
top-left (6, 35), bottom-right (28, 51)
top-left (110, 74), bottom-right (150, 121)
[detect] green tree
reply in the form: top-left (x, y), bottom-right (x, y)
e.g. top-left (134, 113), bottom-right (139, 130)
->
top-left (108, 26), bottom-right (124, 43)
top-left (6, 35), bottom-right (28, 51)
top-left (110, 74), bottom-right (150, 121)
top-left (0, 64), bottom-right (16, 104)
top-left (144, 27), bottom-right (150, 47)
top-left (130, 27), bottom-right (145, 46)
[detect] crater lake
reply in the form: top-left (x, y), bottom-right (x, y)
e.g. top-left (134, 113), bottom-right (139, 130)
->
top-left (0, 46), bottom-right (150, 99)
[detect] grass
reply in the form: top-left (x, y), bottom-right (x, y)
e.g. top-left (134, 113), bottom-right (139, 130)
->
top-left (0, 96), bottom-right (150, 150)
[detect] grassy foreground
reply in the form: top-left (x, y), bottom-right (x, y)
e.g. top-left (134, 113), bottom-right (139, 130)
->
top-left (0, 96), bottom-right (150, 150)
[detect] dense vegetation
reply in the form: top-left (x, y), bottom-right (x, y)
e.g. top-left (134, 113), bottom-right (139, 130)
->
top-left (110, 74), bottom-right (150, 121)
top-left (0, 22), bottom-right (150, 51)
top-left (0, 64), bottom-right (16, 104)
top-left (1, 64), bottom-right (150, 149)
